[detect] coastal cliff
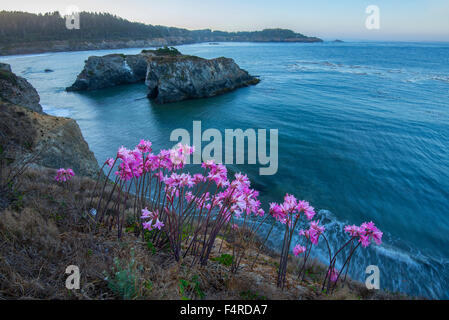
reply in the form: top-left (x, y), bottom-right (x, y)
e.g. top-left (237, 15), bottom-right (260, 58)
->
top-left (0, 102), bottom-right (100, 178)
top-left (0, 63), bottom-right (100, 177)
top-left (0, 63), bottom-right (43, 113)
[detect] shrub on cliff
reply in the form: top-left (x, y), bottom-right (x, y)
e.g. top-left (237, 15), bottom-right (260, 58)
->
top-left (142, 46), bottom-right (181, 56)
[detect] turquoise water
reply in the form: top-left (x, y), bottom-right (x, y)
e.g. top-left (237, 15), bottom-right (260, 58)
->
top-left (2, 41), bottom-right (449, 298)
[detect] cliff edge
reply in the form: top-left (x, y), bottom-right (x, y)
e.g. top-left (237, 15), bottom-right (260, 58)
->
top-left (0, 63), bottom-right (100, 178)
top-left (0, 63), bottom-right (43, 113)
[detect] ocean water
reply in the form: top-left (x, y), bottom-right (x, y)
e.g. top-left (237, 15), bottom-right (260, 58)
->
top-left (2, 41), bottom-right (449, 298)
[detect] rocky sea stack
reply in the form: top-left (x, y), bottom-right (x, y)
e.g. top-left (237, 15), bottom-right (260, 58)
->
top-left (66, 53), bottom-right (148, 91)
top-left (66, 47), bottom-right (260, 104)
top-left (145, 50), bottom-right (260, 104)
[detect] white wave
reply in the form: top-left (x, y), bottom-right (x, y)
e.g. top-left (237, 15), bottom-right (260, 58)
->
top-left (372, 244), bottom-right (420, 267)
top-left (42, 104), bottom-right (72, 118)
top-left (123, 60), bottom-right (133, 75)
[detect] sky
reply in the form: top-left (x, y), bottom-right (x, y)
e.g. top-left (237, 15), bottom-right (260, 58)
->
top-left (1, 0), bottom-right (449, 41)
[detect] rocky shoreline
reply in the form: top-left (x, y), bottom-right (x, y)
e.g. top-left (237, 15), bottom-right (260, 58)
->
top-left (0, 38), bottom-right (322, 57)
top-left (67, 48), bottom-right (260, 104)
top-left (0, 38), bottom-right (194, 57)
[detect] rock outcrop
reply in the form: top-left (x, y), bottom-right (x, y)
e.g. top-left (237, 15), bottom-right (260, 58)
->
top-left (66, 54), bottom-right (148, 91)
top-left (0, 63), bottom-right (43, 113)
top-left (145, 54), bottom-right (259, 104)
top-left (0, 101), bottom-right (100, 178)
top-left (67, 49), bottom-right (260, 103)
top-left (1, 66), bottom-right (100, 178)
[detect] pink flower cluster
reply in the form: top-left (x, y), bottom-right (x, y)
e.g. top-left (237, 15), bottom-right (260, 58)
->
top-left (141, 207), bottom-right (164, 231)
top-left (106, 139), bottom-right (266, 246)
top-left (269, 194), bottom-right (316, 224)
top-left (55, 168), bottom-right (75, 182)
top-left (170, 144), bottom-right (194, 167)
top-left (328, 268), bottom-right (339, 282)
top-left (293, 244), bottom-right (306, 256)
top-left (299, 220), bottom-right (326, 245)
top-left (344, 221), bottom-right (383, 247)
top-left (202, 160), bottom-right (228, 187)
top-left (100, 138), bottom-right (385, 283)
top-left (228, 173), bottom-right (263, 218)
top-left (160, 165), bottom-right (263, 222)
top-left (137, 139), bottom-right (153, 153)
top-left (203, 171), bottom-right (262, 220)
top-left (110, 141), bottom-right (194, 181)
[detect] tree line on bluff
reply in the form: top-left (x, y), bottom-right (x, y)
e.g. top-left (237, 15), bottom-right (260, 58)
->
top-left (0, 11), bottom-right (322, 45)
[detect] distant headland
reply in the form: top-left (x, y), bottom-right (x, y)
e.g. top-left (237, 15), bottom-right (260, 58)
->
top-left (0, 11), bottom-right (323, 56)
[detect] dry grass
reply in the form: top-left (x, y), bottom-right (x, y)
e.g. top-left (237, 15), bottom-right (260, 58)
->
top-left (0, 167), bottom-right (112, 299)
top-left (0, 166), bottom-right (412, 300)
